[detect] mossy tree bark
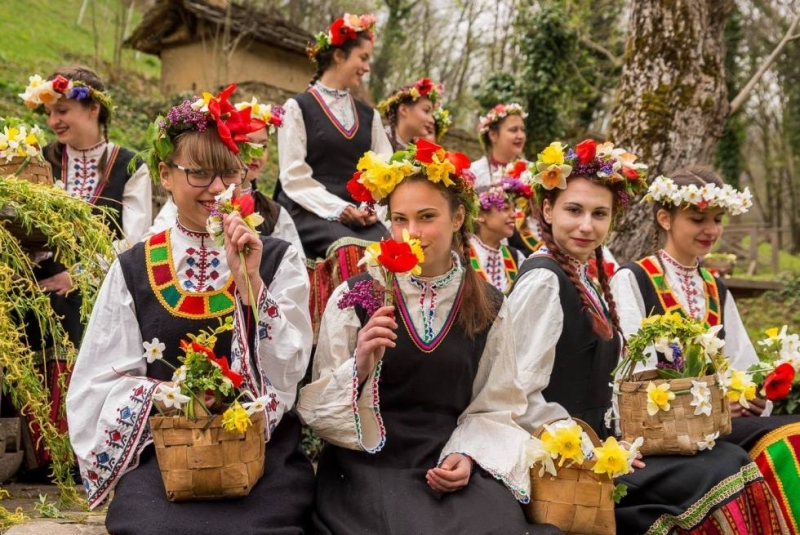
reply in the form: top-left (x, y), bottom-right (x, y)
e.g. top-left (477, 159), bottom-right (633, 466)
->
top-left (607, 0), bottom-right (734, 263)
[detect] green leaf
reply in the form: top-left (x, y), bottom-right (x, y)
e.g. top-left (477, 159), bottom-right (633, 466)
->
top-left (612, 483), bottom-right (628, 504)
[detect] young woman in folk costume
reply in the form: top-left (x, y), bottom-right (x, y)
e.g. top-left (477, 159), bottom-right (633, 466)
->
top-left (297, 140), bottom-right (562, 535)
top-left (17, 66), bottom-right (152, 468)
top-left (377, 77), bottom-right (443, 151)
top-left (468, 179), bottom-right (533, 294)
top-left (611, 165), bottom-right (800, 530)
top-left (147, 97), bottom-right (304, 260)
top-left (508, 141), bottom-right (788, 534)
top-left (66, 86), bottom-right (314, 534)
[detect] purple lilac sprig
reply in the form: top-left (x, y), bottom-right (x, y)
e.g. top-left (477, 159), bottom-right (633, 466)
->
top-left (338, 279), bottom-right (381, 317)
top-left (164, 99), bottom-right (209, 134)
top-left (478, 185), bottom-right (508, 211)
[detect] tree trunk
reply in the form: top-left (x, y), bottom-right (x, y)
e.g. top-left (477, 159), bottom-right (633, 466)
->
top-left (607, 0), bottom-right (734, 263)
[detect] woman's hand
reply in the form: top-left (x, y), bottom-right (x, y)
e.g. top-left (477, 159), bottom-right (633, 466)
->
top-left (339, 205), bottom-right (364, 227)
top-left (426, 453), bottom-right (473, 493)
top-left (732, 397), bottom-right (767, 418)
top-left (223, 211), bottom-right (263, 304)
top-left (355, 306), bottom-right (397, 383)
top-left (38, 271), bottom-right (73, 296)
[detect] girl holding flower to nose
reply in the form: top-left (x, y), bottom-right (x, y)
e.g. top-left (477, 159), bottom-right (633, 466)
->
top-left (66, 86), bottom-right (314, 534)
top-left (509, 140), bottom-right (787, 534)
top-left (297, 140), bottom-right (561, 534)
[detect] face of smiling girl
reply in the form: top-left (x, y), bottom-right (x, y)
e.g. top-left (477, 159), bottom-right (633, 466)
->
top-left (658, 206), bottom-right (725, 265)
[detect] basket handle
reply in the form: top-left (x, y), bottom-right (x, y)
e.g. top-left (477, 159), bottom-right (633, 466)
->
top-left (532, 417), bottom-right (602, 447)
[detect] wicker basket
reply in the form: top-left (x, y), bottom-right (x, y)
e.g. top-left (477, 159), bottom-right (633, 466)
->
top-left (149, 410), bottom-right (266, 501)
top-left (0, 156), bottom-right (53, 186)
top-left (617, 370), bottom-right (731, 456)
top-left (526, 418), bottom-right (616, 535)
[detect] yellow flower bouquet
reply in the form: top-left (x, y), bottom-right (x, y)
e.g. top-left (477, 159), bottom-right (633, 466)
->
top-left (525, 418), bottom-right (639, 534)
top-left (613, 314), bottom-right (743, 455)
top-left (0, 117), bottom-right (52, 185)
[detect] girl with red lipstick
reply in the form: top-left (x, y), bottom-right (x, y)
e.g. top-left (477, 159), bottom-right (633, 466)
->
top-left (298, 141), bottom-right (560, 534)
top-left (509, 143), bottom-right (787, 534)
top-left (378, 77), bottom-right (443, 151)
top-left (66, 88), bottom-right (314, 534)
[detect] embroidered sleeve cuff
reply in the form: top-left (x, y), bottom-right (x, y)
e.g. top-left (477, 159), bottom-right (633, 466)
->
top-left (352, 351), bottom-right (386, 453)
top-left (440, 449), bottom-right (530, 503)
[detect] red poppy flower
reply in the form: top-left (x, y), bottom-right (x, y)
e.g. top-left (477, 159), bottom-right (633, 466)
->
top-left (575, 139), bottom-right (597, 164)
top-left (520, 184), bottom-right (533, 199)
top-left (764, 363), bottom-right (796, 401)
top-left (208, 84), bottom-right (267, 154)
top-left (51, 75), bottom-right (70, 93)
top-left (414, 138), bottom-right (441, 164)
top-left (623, 166), bottom-right (639, 181)
top-left (417, 78), bottom-right (433, 96)
top-left (445, 151), bottom-right (470, 176)
top-left (378, 239), bottom-right (419, 273)
top-left (232, 193), bottom-right (255, 218)
top-left (347, 171), bottom-right (374, 203)
top-left (330, 18), bottom-right (357, 46)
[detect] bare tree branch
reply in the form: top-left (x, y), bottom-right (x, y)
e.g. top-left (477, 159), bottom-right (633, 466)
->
top-left (730, 11), bottom-right (800, 114)
top-left (579, 36), bottom-right (621, 67)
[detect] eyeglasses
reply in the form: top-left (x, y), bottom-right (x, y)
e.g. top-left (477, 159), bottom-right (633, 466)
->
top-left (167, 163), bottom-right (247, 188)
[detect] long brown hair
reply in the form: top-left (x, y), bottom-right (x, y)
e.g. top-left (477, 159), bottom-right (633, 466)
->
top-left (536, 177), bottom-right (623, 340)
top-left (388, 175), bottom-right (495, 338)
top-left (309, 33), bottom-right (373, 87)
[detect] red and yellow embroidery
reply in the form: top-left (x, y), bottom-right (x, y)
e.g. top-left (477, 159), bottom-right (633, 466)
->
top-left (515, 212), bottom-right (541, 252)
top-left (637, 255), bottom-right (721, 327)
top-left (146, 230), bottom-right (236, 319)
top-left (468, 243), bottom-right (519, 294)
top-left (308, 87), bottom-right (360, 140)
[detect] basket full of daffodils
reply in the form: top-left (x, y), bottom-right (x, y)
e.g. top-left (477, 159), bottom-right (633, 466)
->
top-left (525, 418), bottom-right (639, 535)
top-left (0, 117), bottom-right (52, 185)
top-left (147, 320), bottom-right (268, 501)
top-left (614, 314), bottom-right (751, 456)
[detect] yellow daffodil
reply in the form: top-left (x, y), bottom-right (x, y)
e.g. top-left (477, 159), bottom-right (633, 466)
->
top-left (765, 327), bottom-right (780, 339)
top-left (222, 402), bottom-right (252, 434)
top-left (640, 315), bottom-right (661, 327)
top-left (401, 229), bottom-right (425, 272)
top-left (592, 437), bottom-right (630, 479)
top-left (538, 142), bottom-right (566, 166)
top-left (533, 163), bottom-right (571, 190)
top-left (646, 381), bottom-right (675, 416)
top-left (541, 422), bottom-right (585, 466)
top-left (424, 152), bottom-right (456, 187)
top-left (357, 152), bottom-right (409, 198)
top-left (725, 370), bottom-right (756, 407)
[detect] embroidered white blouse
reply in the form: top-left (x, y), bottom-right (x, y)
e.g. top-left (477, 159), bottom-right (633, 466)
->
top-left (468, 156), bottom-right (503, 189)
top-left (296, 266), bottom-right (533, 501)
top-left (508, 250), bottom-right (617, 433)
top-left (143, 197), bottom-right (305, 262)
top-left (61, 141), bottom-right (152, 251)
top-left (468, 235), bottom-right (526, 294)
top-left (277, 89), bottom-right (393, 220)
top-left (67, 222), bottom-right (312, 509)
top-left (610, 250), bottom-right (758, 371)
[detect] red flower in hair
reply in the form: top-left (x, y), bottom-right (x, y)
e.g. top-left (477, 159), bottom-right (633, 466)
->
top-left (623, 166), bottom-right (639, 181)
top-left (446, 151), bottom-right (470, 176)
top-left (378, 239), bottom-right (419, 273)
top-left (414, 138), bottom-right (440, 164)
top-left (575, 139), bottom-right (597, 164)
top-left (208, 84), bottom-right (267, 154)
top-left (347, 171), bottom-right (374, 203)
top-left (764, 363), bottom-right (796, 401)
top-left (417, 78), bottom-right (433, 96)
top-left (330, 18), bottom-right (357, 46)
top-left (51, 75), bottom-right (70, 94)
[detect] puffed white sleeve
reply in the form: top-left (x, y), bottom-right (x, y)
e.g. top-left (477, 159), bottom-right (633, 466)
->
top-left (66, 260), bottom-right (161, 510)
top-left (721, 290), bottom-right (758, 369)
top-left (439, 299), bottom-right (532, 502)
top-left (371, 108), bottom-right (393, 154)
top-left (277, 98), bottom-right (353, 219)
top-left (231, 243), bottom-right (312, 435)
top-left (507, 268), bottom-right (571, 432)
top-left (117, 162), bottom-right (153, 251)
top-left (296, 282), bottom-right (385, 452)
top-left (271, 206), bottom-right (306, 262)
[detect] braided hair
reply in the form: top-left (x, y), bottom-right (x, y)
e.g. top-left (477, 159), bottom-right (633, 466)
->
top-left (308, 33), bottom-right (372, 87)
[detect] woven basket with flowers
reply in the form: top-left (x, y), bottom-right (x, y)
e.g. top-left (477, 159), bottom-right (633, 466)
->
top-left (613, 313), bottom-right (758, 455)
top-left (147, 319), bottom-right (270, 501)
top-left (0, 117), bottom-right (52, 186)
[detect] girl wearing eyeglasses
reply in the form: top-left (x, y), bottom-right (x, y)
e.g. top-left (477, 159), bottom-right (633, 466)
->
top-left (66, 88), bottom-right (314, 534)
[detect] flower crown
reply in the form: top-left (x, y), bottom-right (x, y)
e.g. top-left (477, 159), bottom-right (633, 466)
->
top-left (377, 78), bottom-right (445, 115)
top-left (644, 175), bottom-right (752, 216)
top-left (19, 74), bottom-right (114, 114)
top-left (432, 107), bottom-right (452, 141)
top-left (347, 139), bottom-right (478, 229)
top-left (141, 83), bottom-right (266, 178)
top-left (532, 139), bottom-right (648, 212)
top-left (307, 13), bottom-right (377, 61)
top-left (234, 97), bottom-right (284, 135)
top-left (477, 177), bottom-right (533, 212)
top-left (477, 103), bottom-right (527, 135)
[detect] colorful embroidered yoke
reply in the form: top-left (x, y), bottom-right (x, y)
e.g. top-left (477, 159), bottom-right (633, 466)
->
top-left (750, 422), bottom-right (800, 533)
top-left (468, 239), bottom-right (521, 295)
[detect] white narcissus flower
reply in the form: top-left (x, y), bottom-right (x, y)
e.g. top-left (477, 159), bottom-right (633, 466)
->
top-left (142, 338), bottom-right (166, 363)
top-left (172, 365), bottom-right (187, 385)
top-left (525, 437), bottom-right (557, 478)
top-left (625, 437), bottom-right (644, 471)
top-left (604, 407), bottom-right (614, 429)
top-left (215, 183), bottom-right (236, 204)
top-left (695, 324), bottom-right (725, 357)
top-left (242, 395), bottom-right (271, 416)
top-left (697, 432), bottom-right (719, 451)
top-left (205, 216), bottom-right (223, 237)
top-left (653, 336), bottom-right (680, 361)
top-left (153, 384), bottom-right (190, 410)
top-left (690, 380), bottom-right (713, 417)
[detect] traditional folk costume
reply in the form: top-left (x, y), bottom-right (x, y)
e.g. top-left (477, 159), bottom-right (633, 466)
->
top-left (377, 78), bottom-right (445, 152)
top-left (468, 235), bottom-right (525, 294)
top-left (66, 223), bottom-right (314, 533)
top-left (613, 249), bottom-right (800, 531)
top-left (298, 267), bottom-right (560, 535)
top-left (510, 250), bottom-right (788, 535)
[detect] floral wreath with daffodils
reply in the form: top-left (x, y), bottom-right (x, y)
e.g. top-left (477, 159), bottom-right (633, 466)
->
top-left (234, 97), bottom-right (284, 135)
top-left (307, 13), bottom-right (377, 61)
top-left (377, 78), bottom-right (445, 115)
top-left (432, 107), bottom-right (452, 141)
top-left (477, 103), bottom-right (527, 135)
top-left (477, 177), bottom-right (533, 212)
top-left (532, 139), bottom-right (648, 214)
top-left (346, 138), bottom-right (478, 230)
top-left (20, 74), bottom-right (114, 115)
top-left (644, 175), bottom-right (752, 216)
top-left (139, 83), bottom-right (266, 179)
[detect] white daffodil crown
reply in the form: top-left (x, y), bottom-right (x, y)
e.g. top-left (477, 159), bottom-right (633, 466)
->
top-left (644, 175), bottom-right (752, 216)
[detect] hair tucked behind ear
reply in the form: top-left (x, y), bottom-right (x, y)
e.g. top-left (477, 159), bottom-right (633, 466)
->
top-left (308, 33), bottom-right (372, 87)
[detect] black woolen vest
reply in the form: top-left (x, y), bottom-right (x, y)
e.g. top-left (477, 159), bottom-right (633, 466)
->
top-left (512, 256), bottom-right (620, 437)
top-left (118, 233), bottom-right (290, 384)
